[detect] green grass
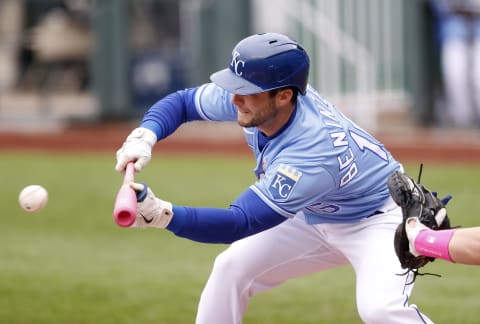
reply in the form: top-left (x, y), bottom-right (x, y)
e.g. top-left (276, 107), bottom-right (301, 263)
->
top-left (0, 151), bottom-right (479, 323)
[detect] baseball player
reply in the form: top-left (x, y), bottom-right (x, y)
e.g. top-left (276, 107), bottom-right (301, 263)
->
top-left (116, 33), bottom-right (433, 323)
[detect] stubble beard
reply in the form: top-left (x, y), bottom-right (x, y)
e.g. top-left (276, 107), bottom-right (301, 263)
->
top-left (237, 101), bottom-right (278, 128)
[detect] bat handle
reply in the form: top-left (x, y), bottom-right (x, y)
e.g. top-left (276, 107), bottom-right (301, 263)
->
top-left (124, 162), bottom-right (135, 184)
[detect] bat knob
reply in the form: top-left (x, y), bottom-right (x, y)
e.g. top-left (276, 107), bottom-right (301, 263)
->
top-left (113, 183), bottom-right (137, 227)
top-left (114, 208), bottom-right (136, 227)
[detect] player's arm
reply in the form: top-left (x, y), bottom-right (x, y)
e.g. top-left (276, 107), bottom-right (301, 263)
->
top-left (115, 87), bottom-right (203, 172)
top-left (140, 88), bottom-right (204, 140)
top-left (405, 217), bottom-right (480, 265)
top-left (116, 84), bottom-right (236, 172)
top-left (448, 228), bottom-right (480, 265)
top-left (129, 183), bottom-right (288, 244)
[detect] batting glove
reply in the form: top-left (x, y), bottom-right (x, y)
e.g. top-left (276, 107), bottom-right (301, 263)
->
top-left (405, 208), bottom-right (447, 256)
top-left (129, 182), bottom-right (173, 228)
top-left (115, 127), bottom-right (157, 172)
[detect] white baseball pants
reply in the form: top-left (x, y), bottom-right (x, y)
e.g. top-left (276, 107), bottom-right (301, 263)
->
top-left (195, 204), bottom-right (433, 324)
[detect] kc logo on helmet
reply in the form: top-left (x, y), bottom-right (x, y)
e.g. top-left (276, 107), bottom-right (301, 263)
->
top-left (230, 50), bottom-right (245, 76)
top-left (269, 164), bottom-right (302, 200)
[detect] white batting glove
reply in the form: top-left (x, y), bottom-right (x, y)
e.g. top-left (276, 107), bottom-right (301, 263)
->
top-left (129, 182), bottom-right (173, 228)
top-left (115, 127), bottom-right (157, 172)
top-left (405, 208), bottom-right (447, 256)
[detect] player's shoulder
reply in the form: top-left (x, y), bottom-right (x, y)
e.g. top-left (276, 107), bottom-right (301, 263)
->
top-left (193, 83), bottom-right (236, 121)
top-left (195, 83), bottom-right (231, 99)
top-left (302, 85), bottom-right (333, 106)
top-left (285, 98), bottom-right (335, 148)
top-left (297, 88), bottom-right (345, 126)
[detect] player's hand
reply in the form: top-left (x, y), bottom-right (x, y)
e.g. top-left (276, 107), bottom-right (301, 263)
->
top-left (115, 127), bottom-right (157, 172)
top-left (405, 208), bottom-right (447, 256)
top-left (129, 182), bottom-right (173, 228)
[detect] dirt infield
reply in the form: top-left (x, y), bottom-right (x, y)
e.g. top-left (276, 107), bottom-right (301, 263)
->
top-left (1, 122), bottom-right (480, 163)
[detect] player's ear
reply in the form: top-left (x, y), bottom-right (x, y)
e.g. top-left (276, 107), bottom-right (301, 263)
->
top-left (276, 88), bottom-right (293, 105)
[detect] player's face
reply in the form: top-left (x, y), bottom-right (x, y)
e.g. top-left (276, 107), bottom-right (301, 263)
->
top-left (232, 89), bottom-right (293, 136)
top-left (232, 92), bottom-right (278, 129)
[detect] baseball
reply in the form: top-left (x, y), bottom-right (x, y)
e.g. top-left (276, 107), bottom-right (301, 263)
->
top-left (18, 185), bottom-right (48, 212)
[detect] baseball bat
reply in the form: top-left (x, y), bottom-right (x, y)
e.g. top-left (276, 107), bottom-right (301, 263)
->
top-left (113, 162), bottom-right (137, 227)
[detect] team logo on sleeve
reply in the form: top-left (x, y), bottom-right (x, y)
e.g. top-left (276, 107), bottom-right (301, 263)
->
top-left (269, 164), bottom-right (302, 200)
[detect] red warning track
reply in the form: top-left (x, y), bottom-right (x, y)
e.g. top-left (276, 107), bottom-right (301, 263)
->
top-left (1, 122), bottom-right (480, 163)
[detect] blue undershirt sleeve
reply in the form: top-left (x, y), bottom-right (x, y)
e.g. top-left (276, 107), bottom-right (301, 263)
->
top-left (166, 188), bottom-right (287, 244)
top-left (140, 88), bottom-right (202, 140)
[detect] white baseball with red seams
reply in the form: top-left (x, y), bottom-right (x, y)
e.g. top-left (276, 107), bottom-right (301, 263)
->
top-left (18, 185), bottom-right (48, 212)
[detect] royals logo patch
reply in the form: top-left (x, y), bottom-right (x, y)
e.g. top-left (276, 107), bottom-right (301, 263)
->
top-left (269, 164), bottom-right (302, 200)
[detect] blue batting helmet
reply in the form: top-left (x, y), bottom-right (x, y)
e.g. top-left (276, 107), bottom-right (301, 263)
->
top-left (210, 33), bottom-right (310, 95)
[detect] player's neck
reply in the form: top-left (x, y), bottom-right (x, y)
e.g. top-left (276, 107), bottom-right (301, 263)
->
top-left (258, 103), bottom-right (296, 137)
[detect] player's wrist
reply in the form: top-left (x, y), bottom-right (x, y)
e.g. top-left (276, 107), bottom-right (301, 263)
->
top-left (129, 182), bottom-right (174, 229)
top-left (414, 228), bottom-right (455, 262)
top-left (128, 127), bottom-right (157, 147)
top-left (165, 206), bottom-right (187, 233)
top-left (405, 217), bottom-right (427, 256)
top-left (147, 198), bottom-right (174, 228)
top-left (115, 127), bottom-right (157, 172)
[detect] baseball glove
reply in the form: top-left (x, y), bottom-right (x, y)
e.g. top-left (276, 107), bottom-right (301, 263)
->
top-left (387, 170), bottom-right (452, 277)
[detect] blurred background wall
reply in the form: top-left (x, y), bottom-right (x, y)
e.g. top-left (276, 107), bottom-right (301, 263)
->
top-left (0, 0), bottom-right (440, 133)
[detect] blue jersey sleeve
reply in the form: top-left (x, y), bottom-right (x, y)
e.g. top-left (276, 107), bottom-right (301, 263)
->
top-left (166, 188), bottom-right (287, 244)
top-left (193, 83), bottom-right (237, 121)
top-left (140, 88), bottom-right (202, 140)
top-left (140, 84), bottom-right (237, 140)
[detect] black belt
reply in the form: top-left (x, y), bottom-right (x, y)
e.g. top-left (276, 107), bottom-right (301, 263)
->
top-left (368, 210), bottom-right (384, 217)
